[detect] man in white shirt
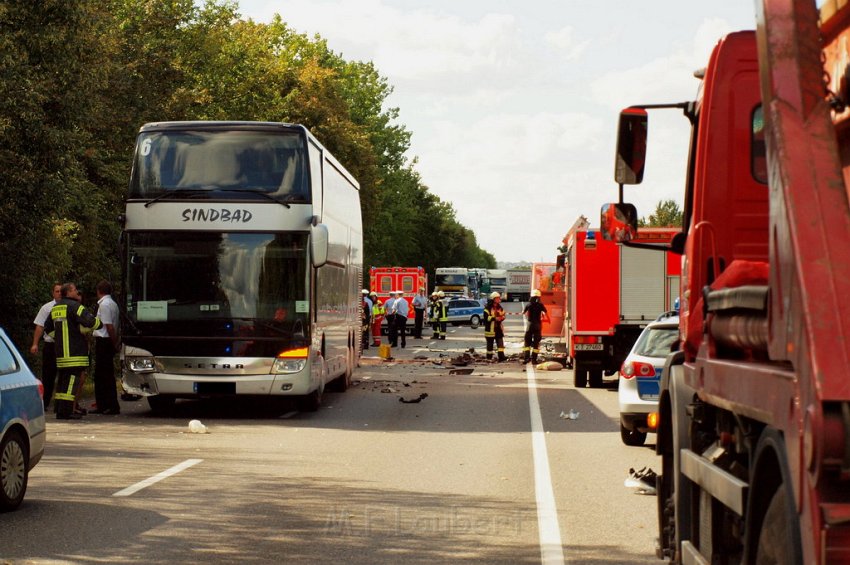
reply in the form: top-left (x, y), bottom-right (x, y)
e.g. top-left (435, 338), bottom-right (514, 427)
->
top-left (92, 280), bottom-right (121, 415)
top-left (30, 282), bottom-right (62, 408)
top-left (390, 291), bottom-right (409, 349)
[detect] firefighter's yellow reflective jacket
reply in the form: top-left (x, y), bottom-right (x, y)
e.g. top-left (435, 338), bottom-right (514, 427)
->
top-left (44, 298), bottom-right (102, 368)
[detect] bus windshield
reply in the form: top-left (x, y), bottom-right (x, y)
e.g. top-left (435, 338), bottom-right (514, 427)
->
top-left (130, 129), bottom-right (310, 202)
top-left (125, 232), bottom-right (309, 356)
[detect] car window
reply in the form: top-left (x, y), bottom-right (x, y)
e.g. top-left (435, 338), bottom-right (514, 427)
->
top-left (0, 338), bottom-right (20, 376)
top-left (633, 326), bottom-right (678, 358)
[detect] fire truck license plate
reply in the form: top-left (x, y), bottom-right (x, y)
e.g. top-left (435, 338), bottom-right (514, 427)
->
top-left (574, 343), bottom-right (604, 351)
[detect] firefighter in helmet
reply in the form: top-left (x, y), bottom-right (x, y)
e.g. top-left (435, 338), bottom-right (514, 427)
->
top-left (43, 282), bottom-right (102, 419)
top-left (370, 291), bottom-right (385, 346)
top-left (522, 289), bottom-right (549, 364)
top-left (483, 291), bottom-right (507, 361)
top-left (436, 291), bottom-right (449, 340)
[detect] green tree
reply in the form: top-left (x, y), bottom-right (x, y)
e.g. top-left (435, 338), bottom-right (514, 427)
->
top-left (639, 199), bottom-right (683, 228)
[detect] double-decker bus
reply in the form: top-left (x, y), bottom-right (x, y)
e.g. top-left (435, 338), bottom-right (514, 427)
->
top-left (120, 121), bottom-right (362, 412)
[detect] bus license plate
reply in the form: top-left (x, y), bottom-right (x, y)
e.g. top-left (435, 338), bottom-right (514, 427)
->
top-left (574, 343), bottom-right (604, 351)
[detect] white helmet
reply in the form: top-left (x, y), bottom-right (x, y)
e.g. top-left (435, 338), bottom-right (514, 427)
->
top-left (531, 289), bottom-right (542, 297)
top-left (361, 289), bottom-right (370, 295)
top-left (437, 291), bottom-right (445, 298)
top-left (489, 291), bottom-right (501, 299)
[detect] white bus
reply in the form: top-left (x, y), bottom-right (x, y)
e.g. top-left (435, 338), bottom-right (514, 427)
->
top-left (120, 121), bottom-right (362, 412)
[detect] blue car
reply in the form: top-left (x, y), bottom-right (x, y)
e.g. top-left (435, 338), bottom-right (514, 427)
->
top-left (0, 327), bottom-right (46, 511)
top-left (445, 299), bottom-right (484, 328)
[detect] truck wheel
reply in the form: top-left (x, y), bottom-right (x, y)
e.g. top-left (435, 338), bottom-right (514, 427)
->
top-left (755, 487), bottom-right (801, 565)
top-left (589, 370), bottom-right (603, 388)
top-left (574, 369), bottom-right (588, 388)
top-left (296, 388), bottom-right (322, 412)
top-left (620, 422), bottom-right (647, 446)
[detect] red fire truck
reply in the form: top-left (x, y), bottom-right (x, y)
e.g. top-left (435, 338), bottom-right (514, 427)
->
top-left (604, 1), bottom-right (850, 562)
top-left (369, 267), bottom-right (428, 334)
top-left (558, 223), bottom-right (678, 388)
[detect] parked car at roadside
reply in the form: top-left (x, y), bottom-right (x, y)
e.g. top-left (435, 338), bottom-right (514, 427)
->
top-left (0, 327), bottom-right (46, 511)
top-left (618, 312), bottom-right (679, 446)
top-left (445, 299), bottom-right (484, 328)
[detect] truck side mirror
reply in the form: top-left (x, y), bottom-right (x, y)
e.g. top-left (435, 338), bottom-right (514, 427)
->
top-left (614, 108), bottom-right (648, 185)
top-left (600, 202), bottom-right (638, 242)
top-left (310, 223), bottom-right (329, 267)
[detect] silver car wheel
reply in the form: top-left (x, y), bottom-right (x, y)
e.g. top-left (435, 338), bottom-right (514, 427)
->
top-left (1, 432), bottom-right (27, 508)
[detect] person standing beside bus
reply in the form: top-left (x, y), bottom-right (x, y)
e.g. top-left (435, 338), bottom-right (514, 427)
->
top-left (361, 289), bottom-right (372, 350)
top-left (92, 280), bottom-right (121, 415)
top-left (522, 289), bottom-right (549, 365)
top-left (483, 292), bottom-right (507, 361)
top-left (44, 283), bottom-right (102, 420)
top-left (29, 282), bottom-right (62, 409)
top-left (370, 292), bottom-right (385, 346)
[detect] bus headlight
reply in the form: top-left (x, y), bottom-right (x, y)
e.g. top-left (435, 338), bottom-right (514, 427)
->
top-left (273, 347), bottom-right (308, 374)
top-left (127, 356), bottom-right (156, 373)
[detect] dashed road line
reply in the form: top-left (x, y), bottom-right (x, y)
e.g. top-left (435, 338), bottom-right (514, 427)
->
top-left (113, 459), bottom-right (203, 497)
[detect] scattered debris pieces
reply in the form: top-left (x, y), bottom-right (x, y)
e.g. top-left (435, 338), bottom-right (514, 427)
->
top-left (449, 368), bottom-right (474, 375)
top-left (380, 387), bottom-right (399, 394)
top-left (399, 393), bottom-right (428, 404)
top-left (188, 420), bottom-right (209, 434)
top-left (450, 353), bottom-right (474, 366)
top-left (536, 361), bottom-right (563, 371)
top-left (624, 467), bottom-right (657, 495)
top-left (559, 409), bottom-right (580, 420)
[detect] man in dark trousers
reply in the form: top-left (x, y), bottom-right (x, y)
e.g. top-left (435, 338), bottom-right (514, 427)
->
top-left (30, 282), bottom-right (62, 409)
top-left (411, 289), bottom-right (428, 339)
top-left (522, 289), bottom-right (549, 364)
top-left (44, 282), bottom-right (102, 420)
top-left (483, 292), bottom-right (507, 361)
top-left (92, 280), bottom-right (121, 414)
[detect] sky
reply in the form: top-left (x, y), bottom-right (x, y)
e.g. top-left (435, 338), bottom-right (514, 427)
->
top-left (232, 1), bottom-right (758, 263)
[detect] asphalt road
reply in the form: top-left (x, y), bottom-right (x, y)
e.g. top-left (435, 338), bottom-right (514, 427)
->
top-left (1, 302), bottom-right (660, 564)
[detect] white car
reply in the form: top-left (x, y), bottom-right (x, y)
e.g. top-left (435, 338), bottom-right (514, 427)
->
top-left (618, 313), bottom-right (679, 446)
top-left (0, 327), bottom-right (46, 511)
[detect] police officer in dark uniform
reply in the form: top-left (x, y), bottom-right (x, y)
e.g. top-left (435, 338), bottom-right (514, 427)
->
top-left (44, 283), bottom-right (102, 420)
top-left (522, 289), bottom-right (549, 364)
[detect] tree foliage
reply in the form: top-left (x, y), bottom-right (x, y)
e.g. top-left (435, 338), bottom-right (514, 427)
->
top-left (638, 199), bottom-right (683, 228)
top-left (0, 0), bottom-right (494, 347)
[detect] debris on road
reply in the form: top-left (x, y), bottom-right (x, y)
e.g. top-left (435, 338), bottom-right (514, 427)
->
top-left (559, 409), bottom-right (580, 420)
top-left (399, 393), bottom-right (428, 404)
top-left (188, 420), bottom-right (209, 434)
top-left (449, 368), bottom-right (474, 375)
top-left (624, 467), bottom-right (657, 495)
top-left (380, 387), bottom-right (398, 393)
top-left (536, 361), bottom-right (563, 371)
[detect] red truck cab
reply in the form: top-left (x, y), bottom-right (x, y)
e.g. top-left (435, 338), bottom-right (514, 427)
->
top-left (606, 2), bottom-right (850, 561)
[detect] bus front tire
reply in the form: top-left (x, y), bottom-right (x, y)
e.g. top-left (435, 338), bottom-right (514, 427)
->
top-left (296, 389), bottom-right (322, 412)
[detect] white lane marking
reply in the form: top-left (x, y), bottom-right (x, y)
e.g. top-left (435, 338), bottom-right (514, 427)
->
top-left (527, 364), bottom-right (566, 565)
top-left (113, 459), bottom-right (203, 497)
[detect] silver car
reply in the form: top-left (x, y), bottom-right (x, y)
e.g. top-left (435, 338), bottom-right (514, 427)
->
top-left (618, 313), bottom-right (679, 446)
top-left (0, 327), bottom-right (46, 511)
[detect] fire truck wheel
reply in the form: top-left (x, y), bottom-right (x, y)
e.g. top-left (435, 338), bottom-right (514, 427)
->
top-left (574, 369), bottom-right (588, 388)
top-left (755, 487), bottom-right (799, 565)
top-left (589, 370), bottom-right (603, 388)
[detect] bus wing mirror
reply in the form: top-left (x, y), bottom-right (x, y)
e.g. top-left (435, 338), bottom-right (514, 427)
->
top-left (600, 202), bottom-right (638, 242)
top-left (614, 107), bottom-right (648, 185)
top-left (311, 223), bottom-right (329, 268)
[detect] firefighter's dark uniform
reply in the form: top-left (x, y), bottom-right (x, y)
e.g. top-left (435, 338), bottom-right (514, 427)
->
top-left (44, 298), bottom-right (101, 419)
top-left (522, 298), bottom-right (548, 364)
top-left (430, 296), bottom-right (447, 339)
top-left (484, 300), bottom-right (507, 361)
